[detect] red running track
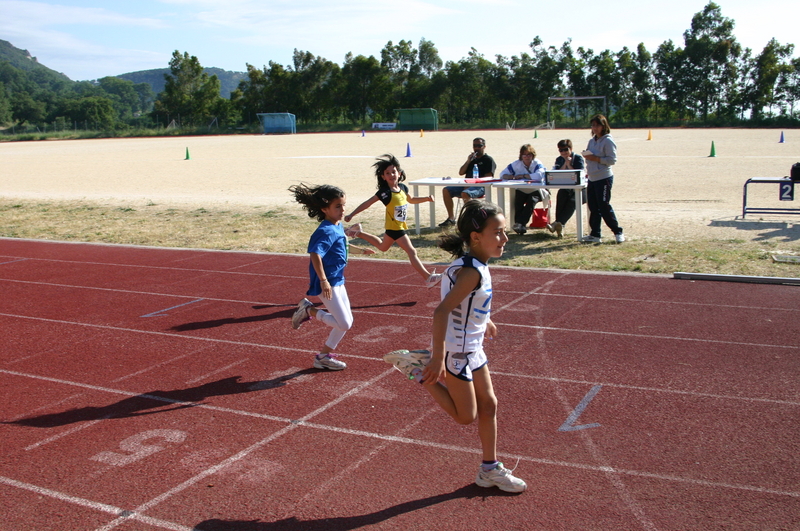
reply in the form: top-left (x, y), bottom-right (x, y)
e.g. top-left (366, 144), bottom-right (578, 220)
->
top-left (1, 238), bottom-right (799, 530)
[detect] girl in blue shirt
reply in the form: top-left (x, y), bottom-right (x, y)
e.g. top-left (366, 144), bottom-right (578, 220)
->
top-left (288, 183), bottom-right (374, 370)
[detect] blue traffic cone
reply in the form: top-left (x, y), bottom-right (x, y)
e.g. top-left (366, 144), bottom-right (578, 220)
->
top-left (405, 143), bottom-right (412, 157)
top-left (779, 131), bottom-right (785, 143)
top-left (361, 130), bottom-right (365, 137)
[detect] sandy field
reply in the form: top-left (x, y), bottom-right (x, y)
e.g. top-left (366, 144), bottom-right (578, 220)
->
top-left (2, 128), bottom-right (799, 240)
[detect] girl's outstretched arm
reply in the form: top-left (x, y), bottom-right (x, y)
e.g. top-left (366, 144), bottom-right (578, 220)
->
top-left (406, 192), bottom-right (434, 205)
top-left (349, 244), bottom-right (376, 255)
top-left (344, 196), bottom-right (379, 222)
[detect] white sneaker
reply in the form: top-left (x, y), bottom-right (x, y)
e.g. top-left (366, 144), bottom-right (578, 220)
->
top-left (383, 349), bottom-right (431, 382)
top-left (581, 235), bottom-right (601, 243)
top-left (291, 298), bottom-right (314, 329)
top-left (615, 232), bottom-right (625, 243)
top-left (475, 462), bottom-right (527, 493)
top-left (314, 353), bottom-right (347, 370)
top-left (425, 271), bottom-right (442, 288)
top-left (344, 223), bottom-right (362, 238)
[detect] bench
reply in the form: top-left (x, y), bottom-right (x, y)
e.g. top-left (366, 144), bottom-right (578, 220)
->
top-left (742, 177), bottom-right (798, 218)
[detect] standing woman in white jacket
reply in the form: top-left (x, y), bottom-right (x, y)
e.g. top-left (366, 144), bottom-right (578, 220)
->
top-left (582, 114), bottom-right (625, 243)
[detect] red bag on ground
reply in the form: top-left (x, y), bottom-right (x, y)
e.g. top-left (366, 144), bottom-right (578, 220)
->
top-left (529, 208), bottom-right (549, 228)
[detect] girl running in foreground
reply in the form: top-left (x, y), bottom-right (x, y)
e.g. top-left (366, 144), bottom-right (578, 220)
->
top-left (344, 154), bottom-right (441, 288)
top-left (383, 199), bottom-right (526, 493)
top-left (288, 183), bottom-right (375, 371)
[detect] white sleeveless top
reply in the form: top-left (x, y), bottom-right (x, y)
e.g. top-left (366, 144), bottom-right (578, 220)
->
top-left (441, 255), bottom-right (492, 353)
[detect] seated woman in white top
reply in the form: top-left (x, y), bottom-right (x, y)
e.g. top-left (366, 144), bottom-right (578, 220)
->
top-left (499, 143), bottom-right (548, 235)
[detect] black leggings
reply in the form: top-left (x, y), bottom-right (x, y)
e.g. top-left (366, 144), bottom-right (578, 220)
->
top-left (586, 177), bottom-right (622, 237)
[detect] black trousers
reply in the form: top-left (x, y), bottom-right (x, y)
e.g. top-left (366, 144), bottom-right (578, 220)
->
top-left (586, 177), bottom-right (622, 237)
top-left (514, 189), bottom-right (542, 225)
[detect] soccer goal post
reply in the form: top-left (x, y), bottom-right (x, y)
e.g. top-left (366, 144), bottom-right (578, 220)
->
top-left (256, 113), bottom-right (297, 134)
top-left (395, 108), bottom-right (438, 131)
top-left (547, 96), bottom-right (607, 125)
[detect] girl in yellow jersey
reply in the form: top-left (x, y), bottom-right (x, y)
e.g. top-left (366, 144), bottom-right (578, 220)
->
top-left (345, 154), bottom-right (442, 288)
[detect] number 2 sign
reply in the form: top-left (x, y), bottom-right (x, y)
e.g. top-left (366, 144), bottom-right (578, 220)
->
top-left (780, 181), bottom-right (795, 201)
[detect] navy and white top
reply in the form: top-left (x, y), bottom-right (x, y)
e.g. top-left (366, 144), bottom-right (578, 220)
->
top-left (441, 255), bottom-right (492, 353)
top-left (499, 158), bottom-right (546, 183)
top-left (306, 220), bottom-right (347, 296)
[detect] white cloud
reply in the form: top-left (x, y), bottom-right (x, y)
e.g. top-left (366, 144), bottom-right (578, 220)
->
top-left (0, 0), bottom-right (167, 28)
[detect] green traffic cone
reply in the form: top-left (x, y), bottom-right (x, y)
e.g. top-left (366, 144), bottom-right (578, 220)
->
top-left (185, 147), bottom-right (190, 160)
top-left (534, 129), bottom-right (538, 139)
top-left (708, 141), bottom-right (716, 158)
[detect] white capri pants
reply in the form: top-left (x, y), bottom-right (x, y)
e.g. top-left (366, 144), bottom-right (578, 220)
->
top-left (316, 283), bottom-right (354, 350)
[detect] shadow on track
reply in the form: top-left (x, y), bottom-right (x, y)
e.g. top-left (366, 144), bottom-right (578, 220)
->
top-left (6, 372), bottom-right (314, 428)
top-left (194, 484), bottom-right (520, 530)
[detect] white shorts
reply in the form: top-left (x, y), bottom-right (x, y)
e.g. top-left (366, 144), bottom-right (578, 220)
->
top-left (445, 349), bottom-right (488, 381)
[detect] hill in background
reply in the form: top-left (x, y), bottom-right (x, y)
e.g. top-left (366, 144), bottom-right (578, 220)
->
top-left (1, 38), bottom-right (245, 99)
top-left (116, 67), bottom-right (246, 99)
top-left (0, 39), bottom-right (72, 81)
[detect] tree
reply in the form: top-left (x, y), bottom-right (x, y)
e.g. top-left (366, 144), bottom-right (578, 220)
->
top-left (291, 49), bottom-right (341, 122)
top-left (442, 48), bottom-right (497, 122)
top-left (154, 51), bottom-right (223, 126)
top-left (61, 96), bottom-right (117, 128)
top-left (750, 39), bottom-right (795, 118)
top-left (681, 2), bottom-right (742, 120)
top-left (418, 38), bottom-right (443, 77)
top-left (340, 53), bottom-right (390, 122)
top-left (654, 39), bottom-right (689, 120)
top-left (0, 81), bottom-right (12, 124)
top-left (11, 91), bottom-right (46, 125)
top-left (777, 57), bottom-right (800, 117)
top-left (98, 76), bottom-right (141, 119)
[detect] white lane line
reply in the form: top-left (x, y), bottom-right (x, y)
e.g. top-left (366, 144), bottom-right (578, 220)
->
top-left (3, 275), bottom-right (799, 314)
top-left (0, 476), bottom-right (193, 531)
top-left (92, 368), bottom-right (398, 531)
top-left (140, 298), bottom-right (205, 318)
top-left (112, 352), bottom-right (198, 383)
top-left (4, 365), bottom-right (797, 531)
top-left (499, 321), bottom-right (800, 350)
top-left (185, 359), bottom-right (250, 385)
top-left (298, 421), bottom-right (800, 498)
top-left (25, 417), bottom-right (109, 451)
top-left (494, 372), bottom-right (800, 407)
top-left (0, 277), bottom-right (283, 305)
top-left (7, 309), bottom-right (791, 357)
top-left (1, 368), bottom-right (293, 424)
top-left (7, 366), bottom-right (799, 502)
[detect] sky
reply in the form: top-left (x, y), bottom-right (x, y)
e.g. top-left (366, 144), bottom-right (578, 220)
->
top-left (0, 0), bottom-right (793, 81)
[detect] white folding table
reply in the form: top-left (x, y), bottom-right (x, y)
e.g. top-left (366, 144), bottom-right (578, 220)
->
top-left (492, 180), bottom-right (588, 240)
top-left (408, 177), bottom-right (495, 235)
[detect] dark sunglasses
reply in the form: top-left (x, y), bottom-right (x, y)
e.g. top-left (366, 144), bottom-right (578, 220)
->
top-left (559, 148), bottom-right (570, 152)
